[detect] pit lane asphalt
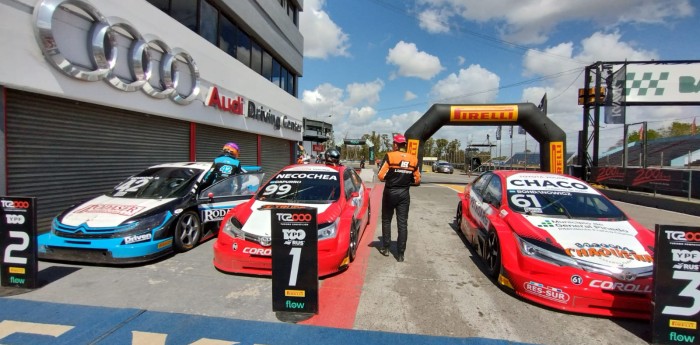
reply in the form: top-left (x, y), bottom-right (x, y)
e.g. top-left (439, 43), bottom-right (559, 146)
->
top-left (2, 166), bottom-right (699, 344)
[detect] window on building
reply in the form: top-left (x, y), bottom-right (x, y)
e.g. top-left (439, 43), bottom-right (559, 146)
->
top-left (199, 0), bottom-right (218, 46)
top-left (171, 0), bottom-right (197, 31)
top-left (262, 51), bottom-right (273, 81)
top-left (272, 59), bottom-right (281, 88)
top-left (251, 41), bottom-right (262, 74)
top-left (219, 15), bottom-right (236, 58)
top-left (287, 2), bottom-right (298, 26)
top-left (287, 70), bottom-right (296, 96)
top-left (236, 29), bottom-right (252, 67)
top-left (148, 0), bottom-right (169, 12)
top-left (280, 66), bottom-right (288, 92)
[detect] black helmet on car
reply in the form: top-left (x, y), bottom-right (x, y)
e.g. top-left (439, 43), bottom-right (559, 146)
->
top-left (324, 149), bottom-right (341, 165)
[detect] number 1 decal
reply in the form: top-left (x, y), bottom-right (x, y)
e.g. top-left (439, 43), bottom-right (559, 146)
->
top-left (288, 247), bottom-right (301, 286)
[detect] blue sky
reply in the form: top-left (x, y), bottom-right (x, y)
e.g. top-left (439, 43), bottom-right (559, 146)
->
top-left (297, 0), bottom-right (699, 155)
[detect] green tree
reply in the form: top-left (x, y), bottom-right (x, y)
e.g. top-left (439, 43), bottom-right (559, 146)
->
top-left (447, 139), bottom-right (461, 162)
top-left (660, 121), bottom-right (693, 137)
top-left (628, 128), bottom-right (660, 143)
top-left (435, 138), bottom-right (449, 159)
top-left (423, 138), bottom-right (435, 157)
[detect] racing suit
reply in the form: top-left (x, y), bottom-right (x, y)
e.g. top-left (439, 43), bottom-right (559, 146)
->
top-left (377, 150), bottom-right (421, 254)
top-left (203, 152), bottom-right (241, 188)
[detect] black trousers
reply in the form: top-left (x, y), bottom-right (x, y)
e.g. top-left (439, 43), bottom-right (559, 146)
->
top-left (381, 187), bottom-right (410, 253)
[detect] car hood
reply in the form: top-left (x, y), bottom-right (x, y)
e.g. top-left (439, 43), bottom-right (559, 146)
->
top-left (60, 195), bottom-right (176, 228)
top-left (240, 200), bottom-right (335, 237)
top-left (518, 214), bottom-right (653, 269)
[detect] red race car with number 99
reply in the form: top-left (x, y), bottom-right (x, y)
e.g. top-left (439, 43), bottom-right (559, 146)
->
top-left (213, 163), bottom-right (371, 277)
top-left (456, 170), bottom-right (655, 319)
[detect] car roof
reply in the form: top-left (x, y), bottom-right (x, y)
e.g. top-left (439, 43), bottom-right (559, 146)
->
top-left (148, 162), bottom-right (212, 171)
top-left (277, 163), bottom-right (345, 174)
top-left (489, 170), bottom-right (586, 183)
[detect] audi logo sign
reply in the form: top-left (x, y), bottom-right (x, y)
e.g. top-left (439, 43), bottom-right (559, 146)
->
top-left (33, 0), bottom-right (200, 105)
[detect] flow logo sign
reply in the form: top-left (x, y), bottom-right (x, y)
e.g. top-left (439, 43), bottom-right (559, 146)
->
top-left (653, 225), bottom-right (700, 345)
top-left (1, 196), bottom-right (38, 289)
top-left (271, 207), bottom-right (318, 315)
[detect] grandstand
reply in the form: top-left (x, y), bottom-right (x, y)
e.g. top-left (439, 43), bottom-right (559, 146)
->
top-left (598, 134), bottom-right (700, 168)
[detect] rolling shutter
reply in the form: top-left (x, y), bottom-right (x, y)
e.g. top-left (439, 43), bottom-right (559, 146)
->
top-left (194, 124), bottom-right (258, 167)
top-left (261, 136), bottom-right (293, 174)
top-left (5, 89), bottom-right (190, 232)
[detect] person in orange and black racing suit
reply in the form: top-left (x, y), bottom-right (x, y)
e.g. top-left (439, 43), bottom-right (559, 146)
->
top-left (377, 134), bottom-right (420, 262)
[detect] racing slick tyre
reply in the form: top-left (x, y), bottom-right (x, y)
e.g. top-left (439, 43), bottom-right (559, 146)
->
top-left (455, 202), bottom-right (462, 228)
top-left (484, 228), bottom-right (501, 278)
top-left (174, 210), bottom-right (202, 252)
top-left (349, 221), bottom-right (360, 262)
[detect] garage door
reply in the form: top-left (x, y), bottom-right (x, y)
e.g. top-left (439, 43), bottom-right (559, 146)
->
top-left (5, 89), bottom-right (190, 232)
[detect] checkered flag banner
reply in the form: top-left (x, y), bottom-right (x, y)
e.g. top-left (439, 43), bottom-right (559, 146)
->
top-left (496, 126), bottom-right (501, 141)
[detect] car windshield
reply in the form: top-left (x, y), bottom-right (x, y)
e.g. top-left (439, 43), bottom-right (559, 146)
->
top-left (505, 173), bottom-right (627, 220)
top-left (256, 169), bottom-right (340, 204)
top-left (438, 163), bottom-right (452, 167)
top-left (110, 167), bottom-right (201, 199)
top-left (506, 190), bottom-right (626, 220)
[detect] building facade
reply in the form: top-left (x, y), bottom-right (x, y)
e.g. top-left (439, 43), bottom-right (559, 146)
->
top-left (0, 0), bottom-right (304, 230)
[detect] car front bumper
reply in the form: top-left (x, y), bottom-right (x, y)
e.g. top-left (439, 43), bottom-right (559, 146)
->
top-left (213, 234), bottom-right (350, 277)
top-left (37, 232), bottom-right (174, 264)
top-left (497, 232), bottom-right (652, 320)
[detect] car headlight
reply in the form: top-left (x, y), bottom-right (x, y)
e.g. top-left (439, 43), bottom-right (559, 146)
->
top-left (222, 218), bottom-right (245, 239)
top-left (516, 233), bottom-right (579, 268)
top-left (124, 211), bottom-right (169, 235)
top-left (318, 218), bottom-right (339, 240)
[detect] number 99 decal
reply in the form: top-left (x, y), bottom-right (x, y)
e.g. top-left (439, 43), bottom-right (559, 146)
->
top-left (263, 184), bottom-right (292, 196)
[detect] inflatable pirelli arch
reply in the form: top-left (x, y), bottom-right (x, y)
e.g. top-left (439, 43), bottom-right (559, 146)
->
top-left (404, 103), bottom-right (566, 173)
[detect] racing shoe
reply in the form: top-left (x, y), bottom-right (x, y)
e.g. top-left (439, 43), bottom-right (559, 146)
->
top-left (397, 253), bottom-right (404, 262)
top-left (378, 246), bottom-right (390, 256)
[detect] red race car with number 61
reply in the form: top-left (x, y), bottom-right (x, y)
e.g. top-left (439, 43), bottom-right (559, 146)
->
top-left (456, 170), bottom-right (655, 319)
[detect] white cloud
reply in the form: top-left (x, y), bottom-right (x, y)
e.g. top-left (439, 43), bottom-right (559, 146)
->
top-left (430, 64), bottom-right (500, 103)
top-left (519, 31), bottom-right (675, 153)
top-left (415, 0), bottom-right (694, 44)
top-left (386, 41), bottom-right (444, 80)
top-left (404, 91), bottom-right (418, 101)
top-left (417, 8), bottom-right (450, 34)
top-left (346, 79), bottom-right (385, 106)
top-left (300, 0), bottom-right (350, 59)
top-left (457, 56), bottom-right (466, 66)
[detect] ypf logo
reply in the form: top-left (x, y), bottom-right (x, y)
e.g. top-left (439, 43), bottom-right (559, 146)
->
top-left (666, 230), bottom-right (700, 243)
top-left (1, 200), bottom-right (30, 209)
top-left (282, 229), bottom-right (306, 241)
top-left (5, 214), bottom-right (26, 225)
top-left (276, 213), bottom-right (312, 223)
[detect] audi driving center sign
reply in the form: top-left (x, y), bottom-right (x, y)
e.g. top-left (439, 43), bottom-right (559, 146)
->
top-left (1, 197), bottom-right (38, 289)
top-left (653, 225), bottom-right (700, 345)
top-left (271, 206), bottom-right (318, 314)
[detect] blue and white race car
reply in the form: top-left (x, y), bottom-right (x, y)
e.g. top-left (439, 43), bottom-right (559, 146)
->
top-left (38, 162), bottom-right (264, 264)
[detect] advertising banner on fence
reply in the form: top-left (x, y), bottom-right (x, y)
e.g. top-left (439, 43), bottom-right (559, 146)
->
top-left (653, 225), bottom-right (700, 344)
top-left (1, 196), bottom-right (38, 289)
top-left (271, 206), bottom-right (318, 315)
top-left (592, 167), bottom-right (687, 192)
